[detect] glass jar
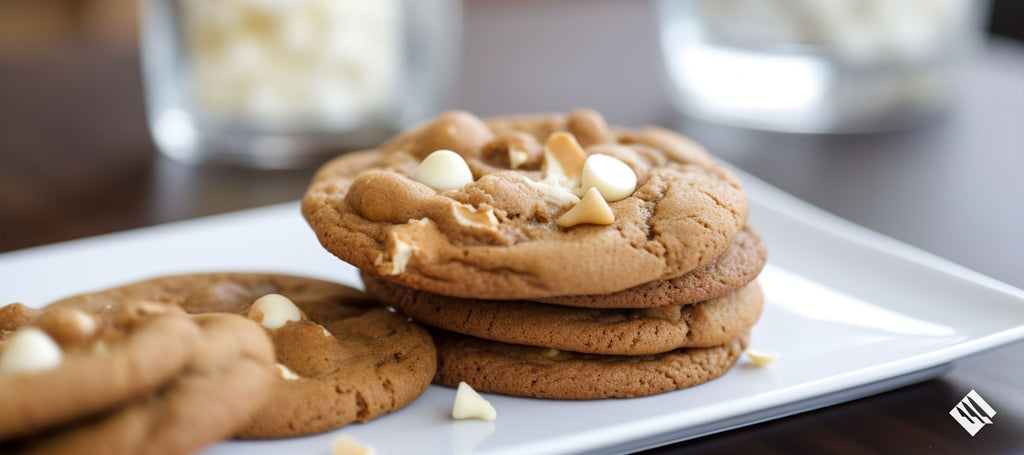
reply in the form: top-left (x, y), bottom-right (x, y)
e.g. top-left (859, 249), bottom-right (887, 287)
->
top-left (656, 0), bottom-right (989, 133)
top-left (140, 0), bottom-right (461, 168)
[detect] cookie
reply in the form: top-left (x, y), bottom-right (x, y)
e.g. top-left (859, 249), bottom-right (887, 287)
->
top-left (364, 271), bottom-right (762, 355)
top-left (302, 109), bottom-right (748, 299)
top-left (7, 311), bottom-right (277, 455)
top-left (433, 330), bottom-right (750, 399)
top-left (0, 301), bottom-right (201, 442)
top-left (48, 272), bottom-right (438, 438)
top-left (536, 224), bottom-right (766, 308)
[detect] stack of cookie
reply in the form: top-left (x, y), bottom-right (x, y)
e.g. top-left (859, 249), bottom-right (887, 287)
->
top-left (303, 109), bottom-right (767, 399)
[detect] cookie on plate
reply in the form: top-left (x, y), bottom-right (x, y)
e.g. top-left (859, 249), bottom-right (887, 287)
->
top-left (0, 302), bottom-right (201, 441)
top-left (0, 301), bottom-right (277, 455)
top-left (48, 272), bottom-right (438, 438)
top-left (433, 330), bottom-right (750, 399)
top-left (302, 109), bottom-right (748, 299)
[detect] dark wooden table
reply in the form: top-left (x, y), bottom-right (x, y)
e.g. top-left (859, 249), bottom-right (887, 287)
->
top-left (1, 1), bottom-right (1022, 453)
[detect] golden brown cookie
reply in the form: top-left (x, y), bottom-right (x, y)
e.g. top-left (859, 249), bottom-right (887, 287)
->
top-left (302, 109), bottom-right (748, 299)
top-left (48, 272), bottom-right (438, 438)
top-left (0, 302), bottom-right (201, 442)
top-left (536, 224), bottom-right (767, 308)
top-left (6, 311), bottom-right (277, 455)
top-left (433, 330), bottom-right (750, 399)
top-left (365, 272), bottom-right (762, 355)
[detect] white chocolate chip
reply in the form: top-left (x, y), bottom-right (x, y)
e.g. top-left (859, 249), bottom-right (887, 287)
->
top-left (72, 311), bottom-right (98, 336)
top-left (546, 349), bottom-right (560, 357)
top-left (557, 187), bottom-right (615, 228)
top-left (747, 349), bottom-right (780, 366)
top-left (0, 328), bottom-right (63, 373)
top-left (374, 234), bottom-right (420, 276)
top-left (322, 326), bottom-right (333, 338)
top-left (581, 154), bottom-right (637, 202)
top-left (543, 132), bottom-right (587, 182)
top-left (390, 237), bottom-right (417, 275)
top-left (519, 175), bottom-right (581, 206)
top-left (249, 294), bottom-right (304, 330)
top-left (414, 149), bottom-right (474, 191)
top-left (508, 147), bottom-right (528, 169)
top-left (452, 203), bottom-right (499, 230)
top-left (275, 363), bottom-right (302, 380)
top-left (452, 381), bottom-right (497, 421)
top-left (331, 435), bottom-right (376, 455)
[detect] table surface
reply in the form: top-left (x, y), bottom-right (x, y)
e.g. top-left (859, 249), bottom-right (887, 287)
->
top-left (1, 1), bottom-right (1022, 453)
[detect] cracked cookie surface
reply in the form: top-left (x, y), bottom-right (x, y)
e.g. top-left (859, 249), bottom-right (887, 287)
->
top-left (302, 109), bottom-right (748, 299)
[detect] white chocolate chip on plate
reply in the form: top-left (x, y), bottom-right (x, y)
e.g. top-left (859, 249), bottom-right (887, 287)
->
top-left (248, 294), bottom-right (305, 330)
top-left (414, 149), bottom-right (474, 191)
top-left (581, 154), bottom-right (637, 202)
top-left (452, 381), bottom-right (497, 421)
top-left (331, 435), bottom-right (376, 455)
top-left (747, 349), bottom-right (780, 366)
top-left (543, 132), bottom-right (587, 181)
top-left (557, 187), bottom-right (615, 228)
top-left (0, 327), bottom-right (63, 373)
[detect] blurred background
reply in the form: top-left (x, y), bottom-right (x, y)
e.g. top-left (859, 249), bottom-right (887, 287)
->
top-left (1, 0), bottom-right (1021, 278)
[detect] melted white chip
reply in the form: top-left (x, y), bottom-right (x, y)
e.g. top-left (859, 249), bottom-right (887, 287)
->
top-left (250, 294), bottom-right (304, 329)
top-left (275, 363), bottom-right (302, 380)
top-left (0, 328), bottom-right (63, 373)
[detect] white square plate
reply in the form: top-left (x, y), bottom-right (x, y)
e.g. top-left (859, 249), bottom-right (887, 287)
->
top-left (2, 171), bottom-right (1021, 455)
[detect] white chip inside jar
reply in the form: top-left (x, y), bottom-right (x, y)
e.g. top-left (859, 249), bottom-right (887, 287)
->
top-left (0, 327), bottom-right (63, 373)
top-left (414, 149), bottom-right (475, 191)
top-left (747, 349), bottom-right (780, 366)
top-left (581, 154), bottom-right (637, 202)
top-left (248, 294), bottom-right (304, 330)
top-left (452, 381), bottom-right (497, 421)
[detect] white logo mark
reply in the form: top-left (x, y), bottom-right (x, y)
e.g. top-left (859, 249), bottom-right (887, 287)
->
top-left (949, 389), bottom-right (996, 436)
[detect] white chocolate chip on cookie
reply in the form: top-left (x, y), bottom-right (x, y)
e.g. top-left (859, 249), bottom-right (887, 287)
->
top-left (0, 327), bottom-right (63, 373)
top-left (543, 132), bottom-right (587, 181)
top-left (452, 203), bottom-right (499, 230)
top-left (581, 154), bottom-right (637, 202)
top-left (509, 146), bottom-right (528, 169)
top-left (248, 294), bottom-right (305, 330)
top-left (452, 381), bottom-right (497, 421)
top-left (557, 187), bottom-right (615, 228)
top-left (414, 149), bottom-right (475, 191)
top-left (275, 363), bottom-right (303, 381)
